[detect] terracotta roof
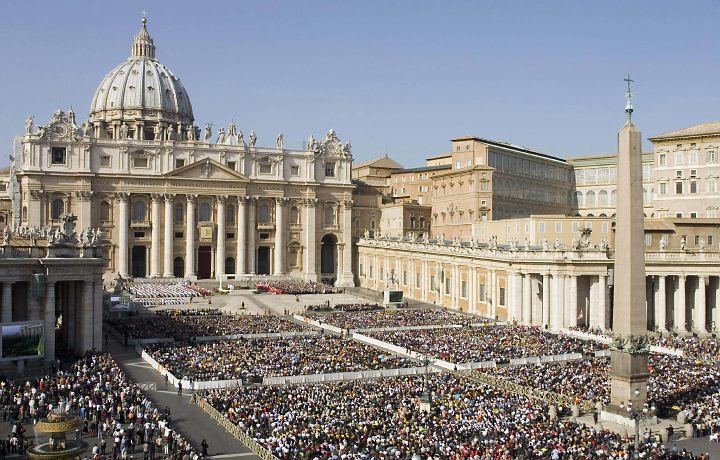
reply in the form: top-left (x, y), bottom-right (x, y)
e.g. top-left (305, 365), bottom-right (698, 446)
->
top-left (649, 121), bottom-right (720, 141)
top-left (352, 154), bottom-right (403, 170)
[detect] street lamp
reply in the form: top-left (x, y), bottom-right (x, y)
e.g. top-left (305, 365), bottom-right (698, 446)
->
top-left (619, 389), bottom-right (656, 453)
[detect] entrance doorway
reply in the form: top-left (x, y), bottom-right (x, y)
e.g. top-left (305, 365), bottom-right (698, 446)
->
top-left (320, 234), bottom-right (337, 284)
top-left (173, 257), bottom-right (184, 278)
top-left (198, 246), bottom-right (212, 279)
top-left (257, 246), bottom-right (270, 275)
top-left (131, 246), bottom-right (147, 278)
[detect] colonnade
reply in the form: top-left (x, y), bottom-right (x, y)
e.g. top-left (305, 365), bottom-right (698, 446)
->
top-left (649, 274), bottom-right (720, 334)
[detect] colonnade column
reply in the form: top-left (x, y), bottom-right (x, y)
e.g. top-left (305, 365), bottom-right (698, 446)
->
top-left (216, 196), bottom-right (227, 279)
top-left (304, 199), bottom-right (317, 281)
top-left (116, 193), bottom-right (130, 278)
top-left (422, 260), bottom-right (429, 302)
top-left (522, 273), bottom-right (532, 325)
top-left (93, 282), bottom-right (103, 351)
top-left (150, 194), bottom-right (162, 277)
top-left (696, 275), bottom-right (708, 334)
top-left (469, 267), bottom-right (477, 314)
top-left (337, 200), bottom-right (354, 286)
top-left (567, 275), bottom-right (578, 328)
top-left (44, 282), bottom-right (55, 363)
top-left (551, 274), bottom-right (564, 330)
top-left (273, 198), bottom-right (286, 275)
top-left (163, 195), bottom-right (174, 277)
top-left (81, 280), bottom-right (94, 352)
top-left (489, 270), bottom-right (497, 319)
top-left (247, 198), bottom-right (256, 274)
top-left (676, 275), bottom-right (687, 332)
top-left (510, 271), bottom-right (522, 323)
top-left (542, 273), bottom-right (550, 327)
top-left (596, 274), bottom-right (608, 330)
top-left (236, 197), bottom-right (248, 275)
top-left (656, 275), bottom-right (667, 332)
top-left (1, 282), bottom-right (12, 323)
top-left (185, 194), bottom-right (197, 278)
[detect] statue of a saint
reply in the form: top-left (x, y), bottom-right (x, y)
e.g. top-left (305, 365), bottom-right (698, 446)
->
top-left (203, 123), bottom-right (212, 143)
top-left (217, 128), bottom-right (225, 144)
top-left (307, 134), bottom-right (316, 152)
top-left (25, 117), bottom-right (34, 134)
top-left (238, 130), bottom-right (245, 147)
top-left (249, 130), bottom-right (257, 147)
top-left (154, 124), bottom-right (162, 141)
top-left (276, 133), bottom-right (284, 150)
top-left (119, 122), bottom-right (129, 139)
top-left (166, 124), bottom-right (175, 141)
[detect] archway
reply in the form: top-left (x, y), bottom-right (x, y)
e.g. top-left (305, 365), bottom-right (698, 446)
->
top-left (320, 234), bottom-right (338, 284)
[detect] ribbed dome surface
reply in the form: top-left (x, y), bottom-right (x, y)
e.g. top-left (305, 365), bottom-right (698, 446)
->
top-left (89, 18), bottom-right (194, 126)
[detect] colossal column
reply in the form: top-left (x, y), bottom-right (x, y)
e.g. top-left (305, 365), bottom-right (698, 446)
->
top-left (696, 275), bottom-right (707, 334)
top-left (1, 282), bottom-right (12, 323)
top-left (44, 281), bottom-right (56, 363)
top-left (304, 198), bottom-right (318, 281)
top-left (607, 78), bottom-right (649, 413)
top-left (337, 200), bottom-right (355, 286)
top-left (236, 197), bottom-right (248, 275)
top-left (247, 197), bottom-right (256, 274)
top-left (163, 194), bottom-right (174, 277)
top-left (116, 193), bottom-right (130, 277)
top-left (273, 198), bottom-right (286, 275)
top-left (216, 196), bottom-right (227, 279)
top-left (75, 191), bottom-right (94, 230)
top-left (150, 194), bottom-right (162, 277)
top-left (185, 195), bottom-right (197, 278)
top-left (567, 275), bottom-right (578, 328)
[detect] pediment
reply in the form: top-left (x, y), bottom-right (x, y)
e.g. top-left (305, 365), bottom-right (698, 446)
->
top-left (165, 159), bottom-right (249, 181)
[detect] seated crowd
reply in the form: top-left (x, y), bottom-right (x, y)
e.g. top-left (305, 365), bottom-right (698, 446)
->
top-left (369, 325), bottom-right (606, 363)
top-left (0, 353), bottom-right (199, 459)
top-left (156, 308), bottom-right (223, 316)
top-left (255, 279), bottom-right (339, 295)
top-left (106, 313), bottom-right (308, 340)
top-left (306, 308), bottom-right (480, 330)
top-left (127, 282), bottom-right (210, 301)
top-left (202, 373), bottom-right (696, 459)
top-left (144, 335), bottom-right (418, 383)
top-left (306, 303), bottom-right (383, 313)
top-left (480, 354), bottom-right (720, 417)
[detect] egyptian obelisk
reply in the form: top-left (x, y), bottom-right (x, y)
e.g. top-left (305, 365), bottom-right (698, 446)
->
top-left (608, 75), bottom-right (649, 411)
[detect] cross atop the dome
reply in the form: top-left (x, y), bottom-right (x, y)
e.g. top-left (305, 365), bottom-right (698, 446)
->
top-left (624, 74), bottom-right (634, 120)
top-left (142, 10), bottom-right (148, 22)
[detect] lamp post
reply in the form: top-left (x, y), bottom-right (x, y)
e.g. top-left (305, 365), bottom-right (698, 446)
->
top-left (619, 389), bottom-right (656, 452)
top-left (419, 357), bottom-right (431, 413)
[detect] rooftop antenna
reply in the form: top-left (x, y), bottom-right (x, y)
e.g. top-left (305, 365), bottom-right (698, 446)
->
top-left (624, 74), bottom-right (634, 120)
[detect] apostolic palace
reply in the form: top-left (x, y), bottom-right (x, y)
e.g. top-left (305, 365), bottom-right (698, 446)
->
top-left (2, 17), bottom-right (720, 350)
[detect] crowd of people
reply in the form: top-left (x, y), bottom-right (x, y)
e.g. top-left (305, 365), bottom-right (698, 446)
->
top-left (106, 313), bottom-right (308, 340)
top-left (144, 335), bottom-right (418, 383)
top-left (305, 308), bottom-right (480, 330)
top-left (125, 281), bottom-right (210, 299)
top-left (0, 353), bottom-right (201, 459)
top-left (306, 303), bottom-right (383, 313)
top-left (255, 279), bottom-right (339, 295)
top-left (156, 308), bottom-right (223, 317)
top-left (480, 354), bottom-right (720, 417)
top-left (369, 325), bottom-right (606, 363)
top-left (201, 373), bottom-right (699, 459)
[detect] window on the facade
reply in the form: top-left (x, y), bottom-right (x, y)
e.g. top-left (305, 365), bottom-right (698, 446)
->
top-left (598, 190), bottom-right (608, 205)
top-left (675, 152), bottom-right (684, 165)
top-left (51, 198), bottom-right (64, 219)
top-left (690, 181), bottom-right (698, 194)
top-left (676, 182), bottom-right (683, 194)
top-left (325, 207), bottom-right (335, 226)
top-left (430, 275), bottom-right (436, 291)
top-left (325, 162), bottom-right (336, 177)
top-left (690, 212), bottom-right (698, 218)
top-left (174, 203), bottom-right (183, 223)
top-left (226, 205), bottom-right (235, 224)
top-left (708, 150), bottom-right (717, 163)
top-left (133, 157), bottom-right (148, 168)
top-left (132, 201), bottom-right (146, 221)
top-left (461, 280), bottom-right (467, 298)
top-left (100, 156), bottom-right (111, 167)
top-left (290, 165), bottom-right (300, 176)
top-left (227, 161), bottom-right (236, 171)
top-left (100, 201), bottom-right (111, 222)
top-left (51, 147), bottom-right (66, 165)
top-left (645, 234), bottom-right (652, 246)
top-left (416, 272), bottom-right (421, 289)
top-left (659, 153), bottom-right (666, 166)
top-left (445, 278), bottom-right (451, 295)
top-left (709, 235), bottom-right (714, 246)
top-left (555, 222), bottom-right (562, 233)
top-left (499, 287), bottom-right (505, 306)
top-left (258, 204), bottom-right (270, 223)
top-left (290, 206), bottom-right (300, 225)
top-left (258, 163), bottom-right (272, 174)
top-left (478, 284), bottom-right (486, 301)
top-left (175, 159), bottom-right (185, 169)
top-left (538, 222), bottom-right (546, 233)
top-left (199, 202), bottom-right (211, 222)
top-left (660, 183), bottom-right (667, 195)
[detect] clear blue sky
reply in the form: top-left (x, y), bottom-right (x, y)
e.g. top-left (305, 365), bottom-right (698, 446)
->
top-left (2, 1), bottom-right (719, 168)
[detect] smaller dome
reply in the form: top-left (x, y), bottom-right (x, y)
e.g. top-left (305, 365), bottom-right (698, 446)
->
top-left (89, 18), bottom-right (194, 133)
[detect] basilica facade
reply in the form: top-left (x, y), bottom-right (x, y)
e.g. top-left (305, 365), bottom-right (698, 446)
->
top-left (10, 19), bottom-right (354, 285)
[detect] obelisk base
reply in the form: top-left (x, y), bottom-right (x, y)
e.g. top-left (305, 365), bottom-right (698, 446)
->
top-left (608, 349), bottom-right (649, 407)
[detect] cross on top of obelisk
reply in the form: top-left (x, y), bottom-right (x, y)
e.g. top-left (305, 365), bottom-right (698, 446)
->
top-left (624, 74), bottom-right (634, 120)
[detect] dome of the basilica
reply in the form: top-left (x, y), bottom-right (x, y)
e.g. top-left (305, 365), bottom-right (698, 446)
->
top-left (89, 18), bottom-right (194, 134)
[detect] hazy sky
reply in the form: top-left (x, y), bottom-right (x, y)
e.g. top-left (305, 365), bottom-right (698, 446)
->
top-left (2, 1), bottom-right (719, 168)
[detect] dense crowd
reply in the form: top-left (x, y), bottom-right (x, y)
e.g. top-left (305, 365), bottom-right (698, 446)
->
top-left (127, 282), bottom-right (210, 302)
top-left (202, 373), bottom-right (697, 459)
top-left (306, 308), bottom-right (480, 330)
top-left (106, 313), bottom-right (308, 340)
top-left (651, 335), bottom-right (720, 361)
top-left (0, 353), bottom-right (200, 459)
top-left (481, 354), bottom-right (720, 416)
top-left (144, 335), bottom-right (418, 383)
top-left (369, 325), bottom-right (606, 363)
top-left (156, 308), bottom-right (223, 316)
top-left (255, 279), bottom-right (339, 295)
top-left (306, 303), bottom-right (383, 313)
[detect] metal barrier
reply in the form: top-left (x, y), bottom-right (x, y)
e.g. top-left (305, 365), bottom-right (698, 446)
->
top-left (193, 396), bottom-right (279, 460)
top-left (137, 382), bottom-right (157, 391)
top-left (465, 371), bottom-right (595, 413)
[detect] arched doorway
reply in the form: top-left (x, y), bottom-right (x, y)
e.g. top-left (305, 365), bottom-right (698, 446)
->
top-left (320, 234), bottom-right (337, 284)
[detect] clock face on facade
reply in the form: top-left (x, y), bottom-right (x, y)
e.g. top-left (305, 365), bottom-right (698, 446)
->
top-left (52, 123), bottom-right (68, 137)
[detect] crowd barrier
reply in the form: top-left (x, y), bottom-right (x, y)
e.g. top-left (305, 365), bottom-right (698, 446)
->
top-left (509, 356), bottom-right (541, 366)
top-left (462, 361), bottom-right (498, 370)
top-left (294, 314), bottom-right (345, 334)
top-left (650, 345), bottom-right (685, 357)
top-left (138, 347), bottom-right (242, 389)
top-left (560, 329), bottom-right (613, 344)
top-left (594, 349), bottom-right (611, 357)
top-left (354, 324), bottom-right (462, 333)
top-left (351, 332), bottom-right (422, 358)
top-left (129, 337), bottom-right (175, 346)
top-left (194, 397), bottom-right (279, 460)
top-left (262, 366), bottom-right (430, 385)
top-left (194, 331), bottom-right (320, 342)
top-left (539, 352), bottom-right (583, 363)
